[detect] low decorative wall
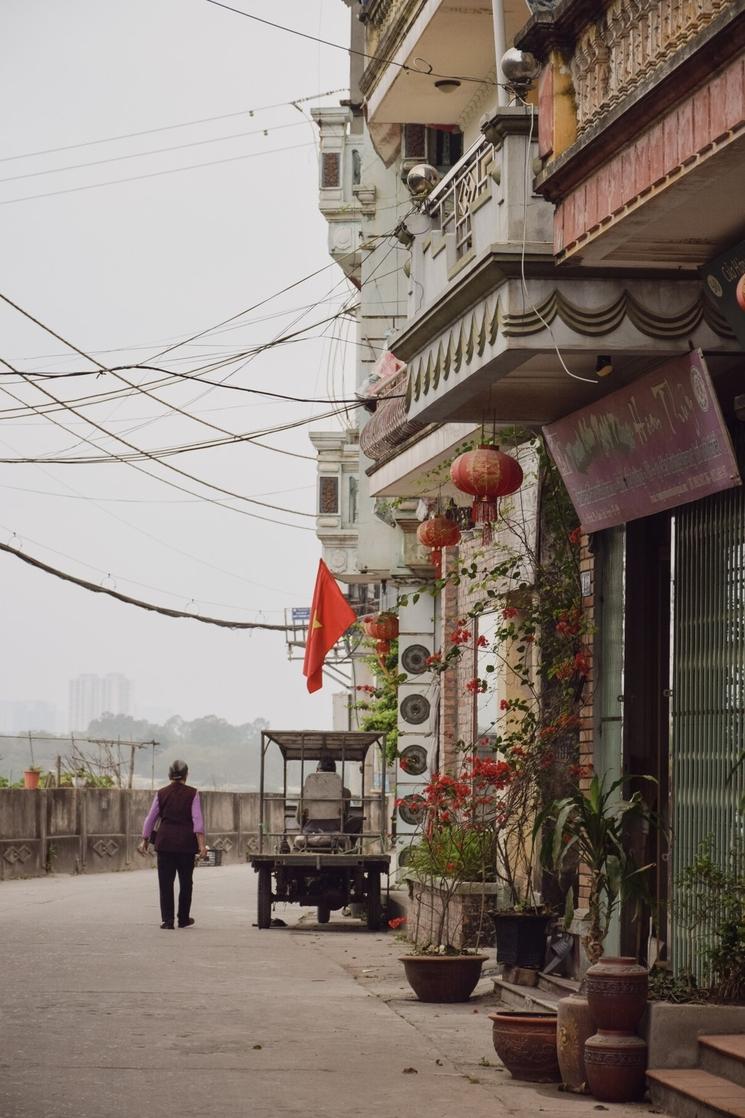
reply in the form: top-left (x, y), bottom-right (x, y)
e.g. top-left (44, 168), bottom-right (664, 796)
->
top-left (0, 789), bottom-right (286, 880)
top-left (404, 877), bottom-right (501, 950)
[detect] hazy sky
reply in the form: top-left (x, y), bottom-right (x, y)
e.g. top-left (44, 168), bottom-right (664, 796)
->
top-left (1, 0), bottom-right (354, 736)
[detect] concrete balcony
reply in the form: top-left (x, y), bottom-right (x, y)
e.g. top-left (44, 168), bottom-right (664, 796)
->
top-left (358, 0), bottom-right (533, 128)
top-left (517, 0), bottom-right (745, 267)
top-left (312, 107), bottom-right (378, 284)
top-left (382, 102), bottom-right (740, 430)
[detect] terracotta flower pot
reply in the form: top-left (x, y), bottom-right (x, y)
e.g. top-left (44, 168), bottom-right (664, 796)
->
top-left (584, 1029), bottom-right (647, 1102)
top-left (489, 1010), bottom-right (561, 1083)
top-left (400, 954), bottom-right (487, 1003)
top-left (23, 769), bottom-right (40, 790)
top-left (556, 993), bottom-right (595, 1092)
top-left (585, 955), bottom-right (648, 1032)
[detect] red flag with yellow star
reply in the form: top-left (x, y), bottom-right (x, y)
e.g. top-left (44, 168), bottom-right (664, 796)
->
top-left (302, 559), bottom-right (356, 693)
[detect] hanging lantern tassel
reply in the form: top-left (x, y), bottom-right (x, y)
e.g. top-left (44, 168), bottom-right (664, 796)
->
top-left (449, 445), bottom-right (523, 546)
top-left (416, 515), bottom-right (461, 577)
top-left (375, 638), bottom-right (391, 667)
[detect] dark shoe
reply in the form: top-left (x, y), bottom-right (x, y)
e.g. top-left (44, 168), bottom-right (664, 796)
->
top-left (160, 922), bottom-right (174, 930)
top-left (178, 917), bottom-right (195, 928)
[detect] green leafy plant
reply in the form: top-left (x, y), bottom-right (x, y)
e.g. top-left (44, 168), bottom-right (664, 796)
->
top-left (534, 772), bottom-right (654, 965)
top-left (354, 639), bottom-right (402, 765)
top-left (676, 837), bottom-right (745, 1002)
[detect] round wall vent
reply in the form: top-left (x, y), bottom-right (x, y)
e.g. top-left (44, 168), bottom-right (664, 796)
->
top-left (399, 743), bottom-right (428, 776)
top-left (401, 643), bottom-right (431, 675)
top-left (398, 844), bottom-right (415, 868)
top-left (397, 793), bottom-right (425, 826)
top-left (400, 693), bottom-right (431, 725)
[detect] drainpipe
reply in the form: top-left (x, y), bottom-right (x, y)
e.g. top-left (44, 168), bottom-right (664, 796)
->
top-left (491, 0), bottom-right (507, 107)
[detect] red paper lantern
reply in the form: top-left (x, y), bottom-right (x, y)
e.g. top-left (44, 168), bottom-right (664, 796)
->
top-left (417, 515), bottom-right (461, 576)
top-left (362, 612), bottom-right (399, 642)
top-left (736, 274), bottom-right (745, 313)
top-left (450, 446), bottom-right (523, 542)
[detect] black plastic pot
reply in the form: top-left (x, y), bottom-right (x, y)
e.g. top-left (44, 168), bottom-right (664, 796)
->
top-left (492, 911), bottom-right (553, 969)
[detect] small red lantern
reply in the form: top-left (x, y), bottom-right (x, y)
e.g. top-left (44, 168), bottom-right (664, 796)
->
top-left (362, 612), bottom-right (399, 642)
top-left (450, 445), bottom-right (523, 542)
top-left (416, 515), bottom-right (461, 576)
top-left (736, 274), bottom-right (745, 313)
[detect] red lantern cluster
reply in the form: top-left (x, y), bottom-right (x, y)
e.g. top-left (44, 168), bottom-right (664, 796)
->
top-left (450, 445), bottom-right (523, 542)
top-left (362, 612), bottom-right (399, 667)
top-left (416, 514), bottom-right (461, 576)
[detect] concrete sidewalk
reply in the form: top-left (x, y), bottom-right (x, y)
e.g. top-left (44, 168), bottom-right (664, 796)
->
top-left (0, 865), bottom-right (653, 1118)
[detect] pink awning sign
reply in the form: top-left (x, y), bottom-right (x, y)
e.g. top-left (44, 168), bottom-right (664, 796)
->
top-left (543, 351), bottom-right (741, 533)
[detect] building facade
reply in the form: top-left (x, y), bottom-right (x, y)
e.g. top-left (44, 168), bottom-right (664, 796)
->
top-left (310, 0), bottom-right (745, 984)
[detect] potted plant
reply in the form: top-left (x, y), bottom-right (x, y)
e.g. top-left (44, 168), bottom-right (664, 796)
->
top-left (399, 753), bottom-right (501, 1002)
top-left (23, 766), bottom-right (42, 790)
top-left (534, 772), bottom-right (653, 1099)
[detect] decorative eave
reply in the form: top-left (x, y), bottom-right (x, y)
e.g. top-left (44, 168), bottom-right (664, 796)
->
top-left (402, 272), bottom-right (737, 427)
top-left (389, 242), bottom-right (698, 365)
top-left (521, 0), bottom-right (745, 202)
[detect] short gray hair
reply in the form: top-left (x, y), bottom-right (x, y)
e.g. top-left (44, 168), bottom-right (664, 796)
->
top-left (168, 759), bottom-right (189, 781)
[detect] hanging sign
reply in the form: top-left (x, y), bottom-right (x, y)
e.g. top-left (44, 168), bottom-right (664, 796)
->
top-left (543, 350), bottom-right (741, 533)
top-left (701, 237), bottom-right (745, 349)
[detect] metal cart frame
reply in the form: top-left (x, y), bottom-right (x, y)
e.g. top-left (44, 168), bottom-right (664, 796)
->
top-left (249, 730), bottom-right (390, 929)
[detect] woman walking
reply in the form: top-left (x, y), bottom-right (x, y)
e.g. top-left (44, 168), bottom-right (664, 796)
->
top-left (138, 760), bottom-right (207, 929)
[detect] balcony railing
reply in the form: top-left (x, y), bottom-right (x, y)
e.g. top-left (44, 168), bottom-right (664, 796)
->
top-left (426, 139), bottom-right (495, 261)
top-left (571, 0), bottom-right (729, 136)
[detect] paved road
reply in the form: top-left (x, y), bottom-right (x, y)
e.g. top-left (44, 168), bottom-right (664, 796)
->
top-left (0, 866), bottom-right (649, 1118)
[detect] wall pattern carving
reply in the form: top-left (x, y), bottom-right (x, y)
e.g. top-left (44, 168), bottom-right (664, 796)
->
top-left (3, 843), bottom-right (33, 865)
top-left (571, 0), bottom-right (728, 136)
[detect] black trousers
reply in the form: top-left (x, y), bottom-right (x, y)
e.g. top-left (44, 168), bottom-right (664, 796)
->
top-left (157, 851), bottom-right (195, 925)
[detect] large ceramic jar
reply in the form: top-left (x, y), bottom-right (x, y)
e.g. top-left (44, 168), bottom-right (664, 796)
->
top-left (584, 1029), bottom-right (647, 1102)
top-left (585, 956), bottom-right (648, 1032)
top-left (556, 993), bottom-right (595, 1092)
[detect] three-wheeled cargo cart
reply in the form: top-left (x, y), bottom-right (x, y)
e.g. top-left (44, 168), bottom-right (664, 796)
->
top-left (249, 730), bottom-right (390, 930)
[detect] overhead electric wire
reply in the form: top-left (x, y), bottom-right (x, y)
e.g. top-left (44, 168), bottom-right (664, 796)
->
top-left (0, 538), bottom-right (293, 630)
top-left (0, 139), bottom-right (318, 206)
top-left (0, 87), bottom-right (347, 163)
top-left (203, 1), bottom-right (499, 87)
top-left (0, 363), bottom-right (314, 530)
top-left (0, 119), bottom-right (311, 185)
top-left (0, 291), bottom-right (331, 516)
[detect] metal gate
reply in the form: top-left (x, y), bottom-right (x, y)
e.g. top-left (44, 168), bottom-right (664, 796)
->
top-left (671, 421), bottom-right (745, 979)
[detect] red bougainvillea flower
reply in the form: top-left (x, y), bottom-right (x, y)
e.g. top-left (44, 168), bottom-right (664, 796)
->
top-left (465, 677), bottom-right (487, 694)
top-left (450, 627), bottom-right (471, 645)
top-left (388, 916), bottom-right (407, 929)
top-left (499, 698), bottom-right (510, 711)
top-left (425, 651), bottom-right (442, 666)
top-left (355, 684), bottom-right (378, 694)
top-left (502, 606), bottom-right (519, 620)
top-left (569, 763), bottom-right (593, 779)
top-left (554, 660), bottom-right (574, 680)
top-left (574, 651), bottom-right (591, 676)
top-left (569, 527), bottom-right (582, 546)
top-left (477, 635), bottom-right (489, 648)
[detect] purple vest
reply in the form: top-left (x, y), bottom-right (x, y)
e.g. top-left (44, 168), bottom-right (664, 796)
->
top-left (154, 782), bottom-right (198, 854)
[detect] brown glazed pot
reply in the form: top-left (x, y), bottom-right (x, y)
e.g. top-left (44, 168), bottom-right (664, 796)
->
top-left (584, 1029), bottom-right (647, 1102)
top-left (489, 1011), bottom-right (561, 1083)
top-left (401, 955), bottom-right (487, 1003)
top-left (556, 993), bottom-right (595, 1092)
top-left (585, 955), bottom-right (648, 1031)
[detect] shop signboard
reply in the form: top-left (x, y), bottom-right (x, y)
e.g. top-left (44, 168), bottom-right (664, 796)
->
top-left (543, 350), bottom-right (741, 533)
top-left (701, 237), bottom-right (745, 349)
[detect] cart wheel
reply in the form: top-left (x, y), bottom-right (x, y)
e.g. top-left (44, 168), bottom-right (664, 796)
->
top-left (257, 864), bottom-right (272, 929)
top-left (366, 869), bottom-right (381, 931)
top-left (317, 903), bottom-right (331, 924)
